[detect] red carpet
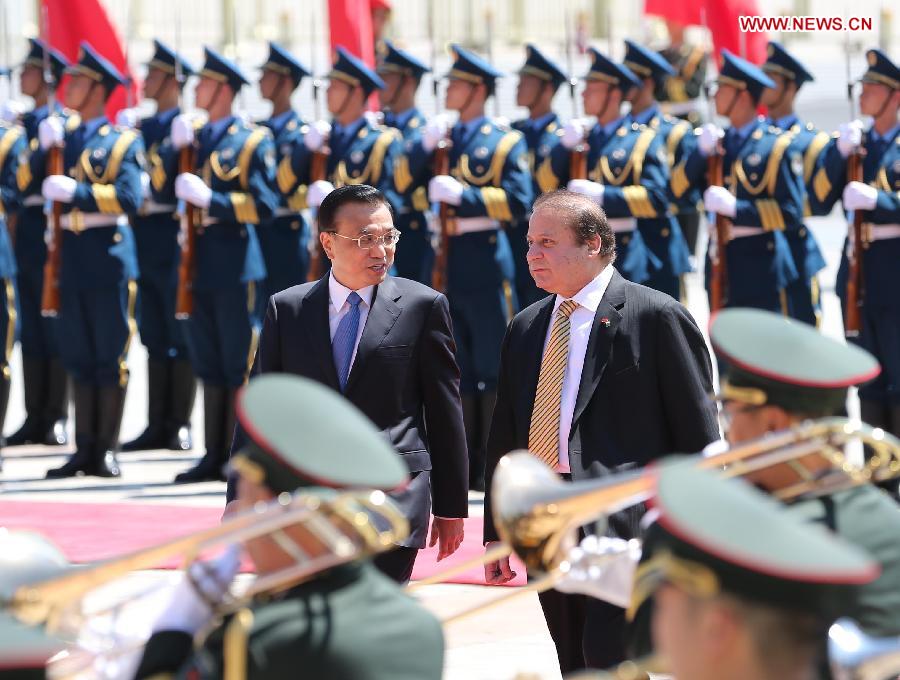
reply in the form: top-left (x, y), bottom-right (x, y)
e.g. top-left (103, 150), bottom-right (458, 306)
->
top-left (0, 500), bottom-right (526, 586)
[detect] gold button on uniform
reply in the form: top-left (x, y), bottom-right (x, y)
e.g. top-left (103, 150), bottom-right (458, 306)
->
top-left (113, 232), bottom-right (122, 243)
top-left (661, 228), bottom-right (670, 237)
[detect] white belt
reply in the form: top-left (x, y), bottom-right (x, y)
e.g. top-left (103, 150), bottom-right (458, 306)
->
top-left (142, 201), bottom-right (177, 215)
top-left (60, 213), bottom-right (127, 231)
top-left (273, 207), bottom-right (301, 218)
top-left (663, 101), bottom-right (700, 117)
top-left (453, 217), bottom-right (500, 236)
top-left (728, 225), bottom-right (765, 239)
top-left (608, 217), bottom-right (636, 233)
top-left (201, 216), bottom-right (220, 227)
top-left (23, 196), bottom-right (44, 208)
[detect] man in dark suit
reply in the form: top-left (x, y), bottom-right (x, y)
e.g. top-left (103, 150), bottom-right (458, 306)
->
top-left (482, 189), bottom-right (719, 671)
top-left (228, 184), bottom-right (469, 583)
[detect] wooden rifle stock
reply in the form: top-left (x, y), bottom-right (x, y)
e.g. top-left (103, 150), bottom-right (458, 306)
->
top-left (306, 146), bottom-right (329, 282)
top-left (707, 150), bottom-right (729, 313)
top-left (40, 144), bottom-right (64, 316)
top-left (175, 146), bottom-right (196, 319)
top-left (844, 147), bottom-right (866, 337)
top-left (569, 141), bottom-right (588, 181)
top-left (430, 139), bottom-right (453, 293)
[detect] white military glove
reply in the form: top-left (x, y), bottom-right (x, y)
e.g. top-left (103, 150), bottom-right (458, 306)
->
top-left (307, 179), bottom-right (335, 209)
top-left (697, 122), bottom-right (725, 157)
top-left (560, 119), bottom-right (587, 150)
top-left (151, 545), bottom-right (242, 635)
top-left (703, 185), bottom-right (736, 217)
top-left (139, 171), bottom-right (151, 199)
top-left (837, 119), bottom-right (864, 159)
top-left (567, 178), bottom-right (605, 205)
top-left (38, 116), bottom-right (65, 150)
top-left (363, 110), bottom-right (384, 127)
top-left (41, 175), bottom-right (77, 203)
top-left (174, 173), bottom-right (212, 209)
top-left (428, 175), bottom-right (464, 205)
top-left (421, 113), bottom-right (452, 153)
top-left (555, 536), bottom-right (642, 609)
top-left (171, 112), bottom-right (207, 150)
top-left (0, 100), bottom-right (24, 124)
top-left (304, 120), bottom-right (332, 152)
top-left (115, 107), bottom-right (139, 129)
top-left (842, 181), bottom-right (878, 211)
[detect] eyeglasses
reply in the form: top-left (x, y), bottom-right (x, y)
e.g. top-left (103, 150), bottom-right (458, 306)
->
top-left (328, 230), bottom-right (401, 250)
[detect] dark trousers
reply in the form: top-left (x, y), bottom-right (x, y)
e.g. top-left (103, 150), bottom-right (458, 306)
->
top-left (136, 266), bottom-right (189, 360)
top-left (373, 545), bottom-right (418, 584)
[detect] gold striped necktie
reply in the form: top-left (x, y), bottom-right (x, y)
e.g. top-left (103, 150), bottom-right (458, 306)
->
top-left (528, 299), bottom-right (578, 468)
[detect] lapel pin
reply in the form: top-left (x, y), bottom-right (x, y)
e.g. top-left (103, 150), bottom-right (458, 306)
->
top-left (600, 317), bottom-right (610, 327)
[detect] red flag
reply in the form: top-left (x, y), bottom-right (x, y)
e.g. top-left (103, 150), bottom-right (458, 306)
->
top-left (643, 0), bottom-right (703, 28)
top-left (42, 0), bottom-right (139, 119)
top-left (327, 0), bottom-right (375, 68)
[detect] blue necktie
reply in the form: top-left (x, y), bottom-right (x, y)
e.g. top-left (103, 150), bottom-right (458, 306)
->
top-left (332, 291), bottom-right (362, 392)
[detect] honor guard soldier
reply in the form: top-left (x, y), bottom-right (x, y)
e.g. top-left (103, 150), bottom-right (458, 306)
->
top-left (9, 39), bottom-right (72, 448)
top-left (168, 48), bottom-right (278, 483)
top-left (622, 39), bottom-right (694, 300)
top-left (813, 49), bottom-right (900, 436)
top-left (760, 42), bottom-right (830, 326)
top-left (257, 42), bottom-right (313, 299)
top-left (119, 40), bottom-right (198, 454)
top-left (136, 374), bottom-right (445, 680)
top-left (683, 50), bottom-right (805, 314)
top-left (35, 43), bottom-right (143, 478)
top-left (404, 45), bottom-right (532, 490)
top-left (540, 48), bottom-right (666, 287)
top-left (511, 44), bottom-right (566, 307)
top-left (0, 112), bottom-right (24, 471)
top-left (654, 18), bottom-right (708, 127)
top-left (378, 40), bottom-right (433, 284)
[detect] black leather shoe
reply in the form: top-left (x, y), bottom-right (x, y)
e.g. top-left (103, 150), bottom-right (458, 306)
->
top-left (121, 359), bottom-right (168, 451)
top-left (173, 452), bottom-right (226, 483)
top-left (45, 450), bottom-right (93, 478)
top-left (166, 424), bottom-right (193, 452)
top-left (166, 360), bottom-right (197, 451)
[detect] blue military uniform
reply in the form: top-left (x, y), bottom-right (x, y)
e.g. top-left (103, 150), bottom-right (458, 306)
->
top-left (37, 43), bottom-right (144, 478)
top-left (380, 40), bottom-right (434, 284)
top-left (0, 118), bottom-right (24, 470)
top-left (677, 50), bottom-right (804, 313)
top-left (122, 40), bottom-right (197, 453)
top-left (540, 49), bottom-right (666, 286)
top-left (623, 40), bottom-right (693, 300)
top-left (257, 42), bottom-right (312, 299)
top-left (654, 41), bottom-right (708, 127)
top-left (510, 44), bottom-right (566, 307)
top-left (762, 41), bottom-right (829, 326)
top-left (811, 49), bottom-right (900, 433)
top-left (168, 47), bottom-right (278, 483)
top-left (9, 39), bottom-right (73, 448)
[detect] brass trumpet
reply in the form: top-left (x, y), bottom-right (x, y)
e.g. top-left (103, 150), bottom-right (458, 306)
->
top-left (829, 618), bottom-right (900, 680)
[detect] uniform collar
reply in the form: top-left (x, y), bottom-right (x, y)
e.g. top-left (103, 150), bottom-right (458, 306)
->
top-left (529, 111), bottom-right (557, 131)
top-left (456, 115), bottom-right (486, 138)
top-left (155, 106), bottom-right (180, 125)
top-left (80, 115), bottom-right (108, 139)
top-left (728, 118), bottom-right (757, 143)
top-left (601, 115), bottom-right (627, 137)
top-left (552, 264), bottom-right (614, 315)
top-left (771, 113), bottom-right (799, 130)
top-left (631, 104), bottom-right (659, 127)
top-left (328, 271), bottom-right (375, 310)
top-left (386, 107), bottom-right (418, 130)
top-left (267, 109), bottom-right (294, 133)
top-left (869, 123), bottom-right (900, 143)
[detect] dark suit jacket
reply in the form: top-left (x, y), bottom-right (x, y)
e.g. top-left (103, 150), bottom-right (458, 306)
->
top-left (230, 275), bottom-right (469, 548)
top-left (483, 269), bottom-right (719, 543)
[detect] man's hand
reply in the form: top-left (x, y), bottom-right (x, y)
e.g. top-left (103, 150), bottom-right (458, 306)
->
top-left (429, 517), bottom-right (464, 561)
top-left (484, 541), bottom-right (516, 584)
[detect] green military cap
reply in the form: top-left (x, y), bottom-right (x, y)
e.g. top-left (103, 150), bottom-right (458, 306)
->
top-left (630, 460), bottom-right (880, 620)
top-left (230, 374), bottom-right (408, 494)
top-left (0, 613), bottom-right (64, 679)
top-left (711, 308), bottom-right (881, 415)
top-left (0, 530), bottom-right (70, 603)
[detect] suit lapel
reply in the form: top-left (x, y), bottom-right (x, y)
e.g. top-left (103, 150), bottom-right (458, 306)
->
top-left (304, 276), bottom-right (341, 391)
top-left (345, 277), bottom-right (402, 394)
top-left (571, 270), bottom-right (627, 426)
top-left (518, 297), bottom-right (556, 423)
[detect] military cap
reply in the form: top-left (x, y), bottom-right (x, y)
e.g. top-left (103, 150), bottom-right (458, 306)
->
top-left (0, 613), bottom-right (65, 679)
top-left (65, 42), bottom-right (126, 92)
top-left (518, 44), bottom-right (567, 89)
top-left (623, 39), bottom-right (675, 83)
top-left (630, 460), bottom-right (880, 620)
top-left (328, 46), bottom-right (385, 94)
top-left (445, 44), bottom-right (503, 87)
top-left (761, 41), bottom-right (814, 87)
top-left (145, 39), bottom-right (195, 80)
top-left (860, 48), bottom-right (899, 90)
top-left (716, 48), bottom-right (775, 101)
top-left (21, 39), bottom-right (68, 83)
top-left (198, 46), bottom-right (248, 91)
top-left (260, 42), bottom-right (310, 86)
top-left (377, 40), bottom-right (429, 80)
top-left (0, 529), bottom-right (70, 603)
top-left (584, 47), bottom-right (641, 92)
top-left (711, 308), bottom-right (880, 416)
top-left (230, 374), bottom-right (408, 494)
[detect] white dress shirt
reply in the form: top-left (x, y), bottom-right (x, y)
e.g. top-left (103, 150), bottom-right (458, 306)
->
top-left (539, 265), bottom-right (615, 472)
top-left (328, 272), bottom-right (375, 372)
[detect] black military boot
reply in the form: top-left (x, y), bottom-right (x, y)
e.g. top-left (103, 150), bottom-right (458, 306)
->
top-left (121, 359), bottom-right (168, 451)
top-left (46, 382), bottom-right (96, 478)
top-left (42, 357), bottom-right (69, 445)
top-left (6, 357), bottom-right (46, 446)
top-left (165, 359), bottom-right (196, 451)
top-left (0, 372), bottom-right (9, 471)
top-left (93, 383), bottom-right (125, 477)
top-left (174, 384), bottom-right (226, 483)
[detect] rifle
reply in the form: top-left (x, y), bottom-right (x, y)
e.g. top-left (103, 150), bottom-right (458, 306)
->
top-left (429, 0), bottom-right (453, 293)
top-left (174, 6), bottom-right (196, 319)
top-left (306, 0), bottom-right (327, 282)
top-left (40, 5), bottom-right (63, 317)
top-left (565, 5), bottom-right (588, 181)
top-left (843, 37), bottom-right (865, 337)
